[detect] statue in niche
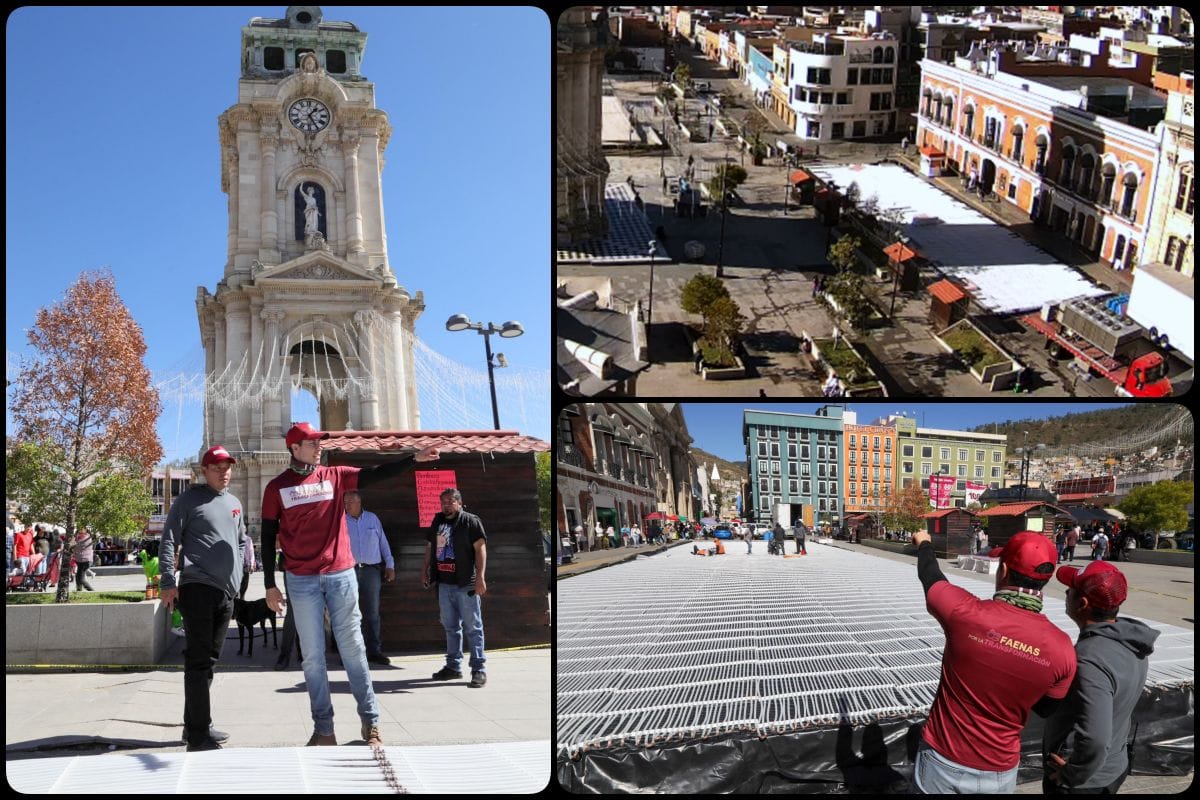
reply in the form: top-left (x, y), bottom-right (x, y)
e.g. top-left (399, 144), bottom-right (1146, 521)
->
top-left (295, 182), bottom-right (326, 242)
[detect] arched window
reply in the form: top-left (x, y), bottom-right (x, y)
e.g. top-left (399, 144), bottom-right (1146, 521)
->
top-left (944, 96), bottom-right (954, 127)
top-left (873, 46), bottom-right (883, 64)
top-left (1175, 163), bottom-right (1194, 216)
top-left (1034, 133), bottom-right (1049, 174)
top-left (1077, 153), bottom-right (1096, 198)
top-left (1010, 125), bottom-right (1024, 161)
top-left (962, 106), bottom-right (975, 139)
top-left (1100, 162), bottom-right (1117, 202)
top-left (1113, 234), bottom-right (1126, 263)
top-left (1119, 173), bottom-right (1138, 219)
top-left (922, 87), bottom-right (933, 117)
top-left (1059, 145), bottom-right (1076, 186)
top-left (885, 47), bottom-right (895, 63)
top-left (934, 93), bottom-right (944, 124)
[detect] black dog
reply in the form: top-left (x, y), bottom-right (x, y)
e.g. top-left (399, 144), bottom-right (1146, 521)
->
top-left (233, 598), bottom-right (278, 656)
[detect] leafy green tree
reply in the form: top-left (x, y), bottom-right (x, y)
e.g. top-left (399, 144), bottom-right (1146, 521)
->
top-left (1119, 481), bottom-right (1193, 549)
top-left (5, 441), bottom-right (70, 526)
top-left (535, 451), bottom-right (551, 532)
top-left (680, 274), bottom-right (730, 317)
top-left (827, 269), bottom-right (872, 329)
top-left (707, 163), bottom-right (748, 201)
top-left (672, 62), bottom-right (692, 89)
top-left (828, 234), bottom-right (862, 272)
top-left (706, 295), bottom-right (745, 345)
top-left (77, 472), bottom-right (157, 539)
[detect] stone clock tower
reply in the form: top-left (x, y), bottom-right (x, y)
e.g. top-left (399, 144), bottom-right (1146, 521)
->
top-left (196, 6), bottom-right (422, 524)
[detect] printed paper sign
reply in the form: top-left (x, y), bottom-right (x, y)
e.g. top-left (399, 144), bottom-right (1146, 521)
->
top-left (416, 470), bottom-right (459, 528)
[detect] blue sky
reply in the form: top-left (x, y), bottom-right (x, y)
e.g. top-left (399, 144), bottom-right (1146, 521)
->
top-left (682, 403), bottom-right (1137, 461)
top-left (5, 6), bottom-right (549, 461)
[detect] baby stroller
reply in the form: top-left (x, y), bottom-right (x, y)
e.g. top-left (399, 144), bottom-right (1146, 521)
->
top-left (7, 551), bottom-right (62, 592)
top-left (766, 535), bottom-right (782, 556)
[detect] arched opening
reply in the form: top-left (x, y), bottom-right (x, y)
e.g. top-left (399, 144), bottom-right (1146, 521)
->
top-left (1077, 153), bottom-right (1096, 198)
top-left (1034, 133), bottom-right (1049, 174)
top-left (288, 339), bottom-right (350, 431)
top-left (944, 96), bottom-right (954, 127)
top-left (962, 106), bottom-right (975, 139)
top-left (294, 182), bottom-right (328, 241)
top-left (1010, 124), bottom-right (1024, 161)
top-left (933, 93), bottom-right (944, 124)
top-left (884, 46), bottom-right (894, 63)
top-left (981, 159), bottom-right (996, 195)
top-left (873, 46), bottom-right (883, 64)
top-left (1059, 145), bottom-right (1076, 186)
top-left (922, 87), bottom-right (933, 117)
top-left (289, 386), bottom-right (321, 430)
top-left (1113, 234), bottom-right (1126, 265)
top-left (1100, 162), bottom-right (1118, 204)
top-left (1119, 173), bottom-right (1138, 219)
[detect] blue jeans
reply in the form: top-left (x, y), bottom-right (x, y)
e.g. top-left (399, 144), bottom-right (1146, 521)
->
top-left (915, 739), bottom-right (1018, 794)
top-left (354, 563), bottom-right (383, 656)
top-left (437, 582), bottom-right (486, 673)
top-left (287, 568), bottom-right (379, 735)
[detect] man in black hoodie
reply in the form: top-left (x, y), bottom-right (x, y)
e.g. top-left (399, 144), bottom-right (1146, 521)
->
top-left (1041, 560), bottom-right (1159, 794)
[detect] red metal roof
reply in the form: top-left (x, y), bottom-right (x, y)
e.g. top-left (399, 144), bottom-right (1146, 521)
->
top-left (322, 430), bottom-right (549, 454)
top-left (790, 169), bottom-right (813, 184)
top-left (977, 502), bottom-right (1069, 517)
top-left (928, 279), bottom-right (966, 304)
top-left (883, 241), bottom-right (920, 263)
top-left (920, 145), bottom-right (945, 157)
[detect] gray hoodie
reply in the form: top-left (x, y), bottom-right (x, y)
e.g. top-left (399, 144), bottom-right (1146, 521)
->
top-left (159, 484), bottom-right (246, 599)
top-left (1043, 617), bottom-right (1159, 789)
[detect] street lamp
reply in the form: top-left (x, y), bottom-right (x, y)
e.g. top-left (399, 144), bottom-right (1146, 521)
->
top-left (646, 240), bottom-right (658, 328)
top-left (889, 233), bottom-right (910, 319)
top-left (445, 315), bottom-right (524, 430)
top-left (716, 141), bottom-right (730, 278)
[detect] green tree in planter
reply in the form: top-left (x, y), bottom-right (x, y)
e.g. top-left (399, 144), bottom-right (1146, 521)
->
top-left (77, 471), bottom-right (156, 539)
top-left (828, 234), bottom-right (862, 273)
top-left (707, 163), bottom-right (748, 202)
top-left (827, 270), bottom-right (872, 329)
top-left (672, 63), bottom-right (692, 91)
top-left (744, 112), bottom-right (770, 161)
top-left (681, 274), bottom-right (730, 317)
top-left (706, 295), bottom-right (745, 347)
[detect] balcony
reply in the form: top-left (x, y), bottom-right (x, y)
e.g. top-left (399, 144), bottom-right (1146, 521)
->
top-left (558, 444), bottom-right (585, 469)
top-left (1110, 200), bottom-right (1137, 223)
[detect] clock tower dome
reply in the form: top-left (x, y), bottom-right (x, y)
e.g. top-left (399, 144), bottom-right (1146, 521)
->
top-left (196, 6), bottom-right (422, 525)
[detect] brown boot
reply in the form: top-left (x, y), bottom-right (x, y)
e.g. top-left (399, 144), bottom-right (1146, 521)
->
top-left (306, 731), bottom-right (337, 746)
top-left (361, 723), bottom-right (382, 747)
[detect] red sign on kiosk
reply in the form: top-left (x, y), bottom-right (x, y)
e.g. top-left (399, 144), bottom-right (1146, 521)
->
top-left (415, 470), bottom-right (459, 527)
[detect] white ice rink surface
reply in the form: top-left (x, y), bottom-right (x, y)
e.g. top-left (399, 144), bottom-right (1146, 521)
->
top-left (809, 163), bottom-right (1108, 314)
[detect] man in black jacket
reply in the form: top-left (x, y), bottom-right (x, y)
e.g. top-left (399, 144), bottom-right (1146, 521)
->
top-left (423, 488), bottom-right (489, 687)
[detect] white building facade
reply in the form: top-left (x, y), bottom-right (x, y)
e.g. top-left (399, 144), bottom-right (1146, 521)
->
top-left (786, 34), bottom-right (899, 142)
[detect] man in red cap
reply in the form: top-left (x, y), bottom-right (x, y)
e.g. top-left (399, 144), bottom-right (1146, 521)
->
top-left (1040, 561), bottom-right (1158, 794)
top-left (260, 422), bottom-right (439, 748)
top-left (159, 444), bottom-right (246, 751)
top-left (909, 529), bottom-right (1077, 793)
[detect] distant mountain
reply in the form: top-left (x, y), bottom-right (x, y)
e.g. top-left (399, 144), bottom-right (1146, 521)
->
top-left (691, 446), bottom-right (747, 483)
top-left (967, 404), bottom-right (1188, 449)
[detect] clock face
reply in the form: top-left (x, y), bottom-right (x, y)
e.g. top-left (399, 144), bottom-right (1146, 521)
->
top-left (288, 98), bottom-right (330, 133)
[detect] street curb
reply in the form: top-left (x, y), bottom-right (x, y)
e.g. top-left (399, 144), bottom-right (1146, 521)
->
top-left (557, 541), bottom-right (691, 579)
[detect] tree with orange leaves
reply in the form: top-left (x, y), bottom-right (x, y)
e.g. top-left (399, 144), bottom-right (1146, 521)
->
top-left (10, 270), bottom-right (163, 602)
top-left (883, 481), bottom-right (931, 537)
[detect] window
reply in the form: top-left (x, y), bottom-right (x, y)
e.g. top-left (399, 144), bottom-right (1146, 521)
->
top-left (873, 120), bottom-right (885, 135)
top-left (957, 464), bottom-right (967, 477)
top-left (852, 120), bottom-right (866, 138)
top-left (295, 48), bottom-right (315, 68)
top-left (849, 482), bottom-right (857, 495)
top-left (789, 461), bottom-right (798, 476)
top-left (807, 120), bottom-right (821, 138)
top-left (993, 451), bottom-right (1002, 462)
top-left (770, 425), bottom-right (779, 438)
top-left (830, 464), bottom-right (838, 478)
top-left (920, 478), bottom-right (929, 490)
top-left (802, 480), bottom-right (811, 494)
top-left (940, 464), bottom-right (950, 474)
top-left (801, 445), bottom-right (810, 459)
top-left (772, 478), bottom-right (782, 493)
top-left (975, 449), bottom-right (984, 462)
top-left (819, 498), bottom-right (827, 512)
top-left (831, 499), bottom-right (838, 512)
top-left (1165, 236), bottom-right (1188, 271)
top-left (921, 463), bottom-right (932, 476)
top-left (903, 461), bottom-right (913, 473)
top-left (849, 451), bottom-right (857, 464)
top-left (885, 468), bottom-right (891, 480)
top-left (885, 453), bottom-right (892, 466)
top-left (829, 446), bottom-right (838, 460)
top-left (758, 441), bottom-right (767, 457)
top-left (873, 46), bottom-right (883, 64)
top-left (958, 448), bottom-right (968, 461)
top-left (789, 479), bottom-right (799, 494)
top-left (849, 466), bottom-right (857, 480)
top-left (758, 460), bottom-right (767, 474)
top-left (873, 453), bottom-right (880, 465)
top-left (873, 467), bottom-right (880, 480)
top-left (836, 92), bottom-right (848, 105)
top-left (819, 481), bottom-right (827, 496)
top-left (801, 462), bottom-right (811, 476)
top-left (326, 49), bottom-right (347, 73)
top-left (760, 478), bottom-right (769, 493)
top-left (818, 446), bottom-right (826, 461)
top-left (903, 444), bottom-right (914, 457)
top-left (819, 463), bottom-right (827, 478)
top-left (885, 47), bottom-right (894, 63)
top-left (771, 461), bottom-right (780, 475)
top-left (849, 434), bottom-right (857, 447)
top-left (992, 467), bottom-right (1001, 478)
top-left (883, 68), bottom-right (893, 84)
top-left (902, 477), bottom-right (913, 488)
top-left (1175, 167), bottom-right (1194, 215)
top-left (975, 466), bottom-right (984, 479)
top-left (770, 442), bottom-right (780, 457)
top-left (264, 47), bottom-right (285, 70)
top-left (885, 439), bottom-right (892, 450)
top-left (847, 68), bottom-right (858, 85)
top-left (873, 436), bottom-right (880, 449)
top-left (940, 448), bottom-right (950, 460)
top-left (956, 480), bottom-right (966, 491)
top-left (787, 428), bottom-right (797, 440)
top-left (806, 67), bottom-right (831, 85)
top-left (788, 443), bottom-right (797, 458)
top-left (152, 478), bottom-right (165, 497)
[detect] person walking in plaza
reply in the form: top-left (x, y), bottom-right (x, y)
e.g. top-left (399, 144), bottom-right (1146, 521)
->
top-left (423, 488), bottom-right (489, 688)
top-left (73, 527), bottom-right (96, 591)
top-left (793, 520), bottom-right (808, 555)
top-left (159, 445), bottom-right (246, 752)
top-left (1055, 527), bottom-right (1068, 564)
top-left (12, 524), bottom-right (33, 576)
top-left (910, 529), bottom-right (1077, 793)
top-left (261, 422), bottom-right (439, 747)
top-left (1067, 524), bottom-right (1081, 562)
top-left (743, 525), bottom-right (753, 555)
top-left (1092, 529), bottom-right (1109, 562)
top-left (772, 522), bottom-right (787, 556)
top-left (606, 524), bottom-right (617, 549)
top-left (344, 490), bottom-right (395, 667)
top-left (1041, 561), bottom-right (1158, 794)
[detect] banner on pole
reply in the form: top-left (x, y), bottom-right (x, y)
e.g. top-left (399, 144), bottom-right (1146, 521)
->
top-left (964, 481), bottom-right (986, 507)
top-left (929, 475), bottom-right (955, 509)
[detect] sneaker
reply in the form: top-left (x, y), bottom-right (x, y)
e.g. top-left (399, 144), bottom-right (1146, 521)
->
top-left (361, 723), bottom-right (383, 746)
top-left (367, 652), bottom-right (391, 666)
top-left (306, 731), bottom-right (337, 746)
top-left (432, 666), bottom-right (463, 681)
top-left (186, 737), bottom-right (222, 752)
top-left (180, 727), bottom-right (229, 744)
top-left (469, 671), bottom-right (487, 688)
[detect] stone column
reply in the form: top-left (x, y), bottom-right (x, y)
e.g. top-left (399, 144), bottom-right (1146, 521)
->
top-left (261, 309), bottom-right (286, 440)
top-left (202, 327), bottom-right (216, 446)
top-left (342, 134), bottom-right (365, 255)
top-left (248, 299), bottom-right (264, 445)
top-left (259, 124), bottom-right (279, 254)
top-left (353, 310), bottom-right (379, 430)
top-left (224, 297), bottom-right (251, 444)
top-left (212, 308), bottom-right (227, 444)
top-left (388, 309), bottom-right (409, 429)
top-left (226, 151), bottom-right (239, 261)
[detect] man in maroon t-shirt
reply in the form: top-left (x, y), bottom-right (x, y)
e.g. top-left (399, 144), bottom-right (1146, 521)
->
top-left (911, 529), bottom-right (1076, 793)
top-left (261, 422), bottom-right (439, 748)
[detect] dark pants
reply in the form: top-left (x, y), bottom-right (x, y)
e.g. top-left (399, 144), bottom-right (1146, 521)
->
top-left (1065, 545), bottom-right (1076, 561)
top-left (75, 560), bottom-right (94, 591)
top-left (239, 567), bottom-right (250, 600)
top-left (1043, 774), bottom-right (1127, 794)
top-left (796, 539), bottom-right (806, 555)
top-left (178, 582), bottom-right (234, 746)
top-left (354, 563), bottom-right (384, 656)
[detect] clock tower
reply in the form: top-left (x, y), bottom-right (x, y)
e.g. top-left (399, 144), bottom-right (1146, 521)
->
top-left (196, 6), bottom-right (422, 524)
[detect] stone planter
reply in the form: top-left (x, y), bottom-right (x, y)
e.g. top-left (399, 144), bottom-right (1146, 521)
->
top-left (803, 330), bottom-right (887, 397)
top-left (6, 598), bottom-right (174, 666)
top-left (932, 320), bottom-right (1023, 391)
top-left (690, 329), bottom-right (747, 380)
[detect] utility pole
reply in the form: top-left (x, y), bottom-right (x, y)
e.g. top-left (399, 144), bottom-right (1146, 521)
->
top-left (716, 141), bottom-right (729, 278)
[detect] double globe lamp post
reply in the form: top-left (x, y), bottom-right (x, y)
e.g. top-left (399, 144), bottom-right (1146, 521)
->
top-left (445, 315), bottom-right (523, 430)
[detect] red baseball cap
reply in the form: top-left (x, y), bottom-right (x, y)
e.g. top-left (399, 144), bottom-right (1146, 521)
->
top-left (989, 531), bottom-right (1057, 581)
top-left (1057, 560), bottom-right (1128, 613)
top-left (201, 445), bottom-right (237, 466)
top-left (285, 422), bottom-right (329, 450)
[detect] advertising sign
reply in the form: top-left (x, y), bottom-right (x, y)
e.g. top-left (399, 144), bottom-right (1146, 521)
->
top-left (929, 474), bottom-right (955, 508)
top-left (415, 470), bottom-right (459, 528)
top-left (964, 481), bottom-right (986, 506)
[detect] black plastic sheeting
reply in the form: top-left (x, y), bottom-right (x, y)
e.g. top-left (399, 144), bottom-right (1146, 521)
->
top-left (556, 685), bottom-right (1193, 793)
